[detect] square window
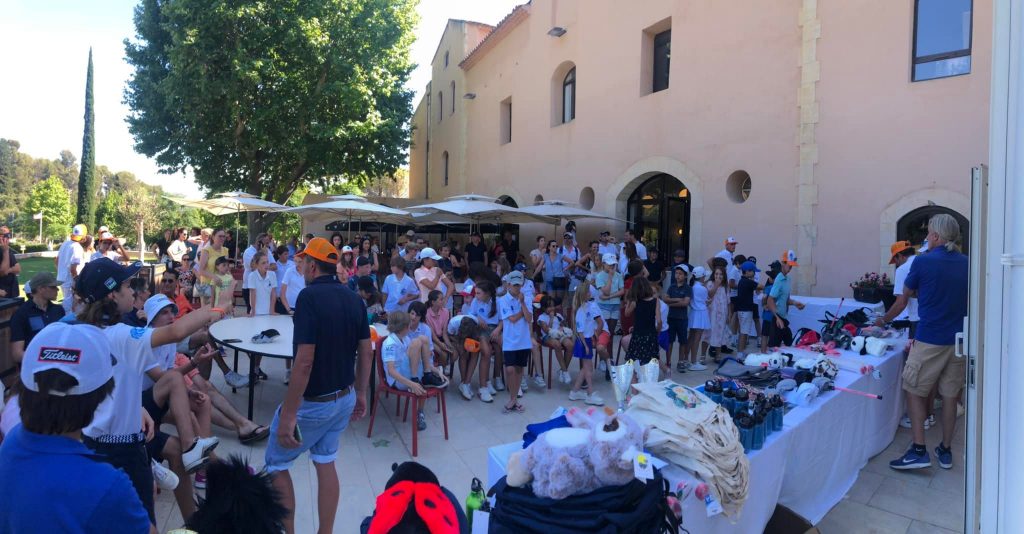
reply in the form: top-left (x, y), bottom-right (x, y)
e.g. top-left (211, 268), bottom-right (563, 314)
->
top-left (912, 0), bottom-right (972, 81)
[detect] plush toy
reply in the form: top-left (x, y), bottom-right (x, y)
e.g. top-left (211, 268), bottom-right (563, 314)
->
top-left (743, 353), bottom-right (785, 369)
top-left (506, 407), bottom-right (647, 500)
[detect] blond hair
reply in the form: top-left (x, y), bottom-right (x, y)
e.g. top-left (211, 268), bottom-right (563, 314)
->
top-left (571, 279), bottom-right (593, 339)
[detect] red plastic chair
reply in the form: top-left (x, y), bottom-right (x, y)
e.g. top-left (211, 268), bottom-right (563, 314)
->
top-left (366, 344), bottom-right (448, 457)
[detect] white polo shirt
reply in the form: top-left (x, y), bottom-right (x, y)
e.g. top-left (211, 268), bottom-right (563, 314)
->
top-left (498, 292), bottom-right (531, 351)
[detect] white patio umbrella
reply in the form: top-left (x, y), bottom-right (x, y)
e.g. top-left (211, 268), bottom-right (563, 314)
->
top-left (520, 199), bottom-right (626, 239)
top-left (284, 194), bottom-right (413, 240)
top-left (406, 194), bottom-right (558, 229)
top-left (165, 191), bottom-right (287, 253)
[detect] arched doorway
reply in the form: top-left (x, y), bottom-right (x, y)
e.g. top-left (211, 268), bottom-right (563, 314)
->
top-left (627, 174), bottom-right (691, 261)
top-left (897, 205), bottom-right (970, 255)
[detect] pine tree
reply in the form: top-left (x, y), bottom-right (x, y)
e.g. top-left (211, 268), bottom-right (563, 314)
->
top-left (75, 48), bottom-right (97, 230)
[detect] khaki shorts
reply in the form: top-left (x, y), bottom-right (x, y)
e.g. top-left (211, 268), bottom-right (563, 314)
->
top-left (901, 341), bottom-right (965, 398)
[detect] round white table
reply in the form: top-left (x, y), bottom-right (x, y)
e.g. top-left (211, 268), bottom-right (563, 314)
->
top-left (209, 315), bottom-right (294, 419)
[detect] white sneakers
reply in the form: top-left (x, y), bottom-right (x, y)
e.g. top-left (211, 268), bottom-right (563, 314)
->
top-left (597, 360), bottom-right (608, 372)
top-left (486, 382), bottom-right (498, 395)
top-left (585, 393), bottom-right (605, 406)
top-left (494, 377), bottom-right (506, 391)
top-left (689, 362), bottom-right (708, 371)
top-left (459, 383), bottom-right (474, 400)
top-left (479, 388), bottom-right (494, 403)
top-left (533, 374), bottom-right (546, 388)
top-left (558, 369), bottom-right (573, 384)
top-left (521, 379), bottom-right (528, 392)
top-left (152, 459), bottom-right (179, 490)
top-left (224, 371), bottom-right (249, 389)
top-left (899, 414), bottom-right (935, 430)
top-left (284, 369), bottom-right (291, 385)
top-left (182, 436), bottom-right (220, 473)
top-left (568, 390), bottom-right (587, 401)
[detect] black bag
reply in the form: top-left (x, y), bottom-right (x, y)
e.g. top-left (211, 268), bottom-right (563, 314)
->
top-left (488, 472), bottom-right (678, 534)
top-left (715, 358), bottom-right (783, 388)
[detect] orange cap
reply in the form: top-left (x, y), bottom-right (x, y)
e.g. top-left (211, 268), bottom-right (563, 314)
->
top-left (464, 338), bottom-right (481, 353)
top-left (295, 237), bottom-right (339, 263)
top-left (781, 249), bottom-right (799, 267)
top-left (888, 241), bottom-right (913, 264)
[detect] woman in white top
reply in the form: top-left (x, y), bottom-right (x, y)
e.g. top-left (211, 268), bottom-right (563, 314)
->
top-left (167, 228), bottom-right (189, 264)
top-left (687, 266), bottom-right (711, 370)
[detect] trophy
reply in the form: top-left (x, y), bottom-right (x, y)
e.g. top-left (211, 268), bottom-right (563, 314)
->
top-left (609, 360), bottom-right (635, 412)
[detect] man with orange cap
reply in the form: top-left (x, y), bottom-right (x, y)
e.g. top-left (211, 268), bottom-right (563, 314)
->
top-left (54, 224), bottom-right (88, 314)
top-left (264, 237), bottom-right (372, 534)
top-left (876, 241), bottom-right (919, 333)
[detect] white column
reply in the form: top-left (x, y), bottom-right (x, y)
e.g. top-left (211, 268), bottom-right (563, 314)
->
top-left (980, 0), bottom-right (1023, 532)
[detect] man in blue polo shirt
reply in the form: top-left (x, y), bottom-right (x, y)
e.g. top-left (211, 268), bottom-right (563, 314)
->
top-left (0, 322), bottom-right (153, 533)
top-left (265, 237), bottom-right (372, 534)
top-left (9, 271), bottom-right (66, 363)
top-left (890, 214), bottom-right (969, 472)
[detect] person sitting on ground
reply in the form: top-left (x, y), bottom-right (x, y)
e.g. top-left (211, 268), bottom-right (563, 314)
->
top-left (0, 322), bottom-right (154, 534)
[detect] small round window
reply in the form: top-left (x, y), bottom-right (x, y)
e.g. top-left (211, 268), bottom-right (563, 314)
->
top-left (534, 194), bottom-right (545, 205)
top-left (579, 187), bottom-right (595, 210)
top-left (726, 171), bottom-right (752, 203)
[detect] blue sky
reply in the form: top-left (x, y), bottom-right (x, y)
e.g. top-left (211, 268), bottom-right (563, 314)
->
top-left (0, 0), bottom-right (522, 196)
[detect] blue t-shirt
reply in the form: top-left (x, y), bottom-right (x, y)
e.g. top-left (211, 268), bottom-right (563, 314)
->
top-left (903, 247), bottom-right (969, 345)
top-left (666, 283), bottom-right (692, 320)
top-left (0, 426), bottom-right (151, 534)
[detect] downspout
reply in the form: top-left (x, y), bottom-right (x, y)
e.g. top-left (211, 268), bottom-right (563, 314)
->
top-left (425, 81), bottom-right (431, 200)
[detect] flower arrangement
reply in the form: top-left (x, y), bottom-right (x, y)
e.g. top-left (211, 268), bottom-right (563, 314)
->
top-left (850, 272), bottom-right (891, 289)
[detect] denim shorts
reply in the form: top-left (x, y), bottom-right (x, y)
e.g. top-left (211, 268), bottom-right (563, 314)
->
top-left (264, 390), bottom-right (356, 473)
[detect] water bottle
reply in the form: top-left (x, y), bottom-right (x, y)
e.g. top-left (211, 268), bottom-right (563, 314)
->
top-left (705, 380), bottom-right (723, 404)
top-left (466, 477), bottom-right (487, 528)
top-left (752, 411), bottom-right (766, 450)
top-left (737, 416), bottom-right (754, 453)
top-left (734, 388), bottom-right (750, 418)
top-left (722, 387), bottom-right (736, 415)
top-left (772, 395), bottom-right (785, 432)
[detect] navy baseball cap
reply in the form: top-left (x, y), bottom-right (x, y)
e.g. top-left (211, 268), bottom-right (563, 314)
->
top-left (76, 258), bottom-right (142, 304)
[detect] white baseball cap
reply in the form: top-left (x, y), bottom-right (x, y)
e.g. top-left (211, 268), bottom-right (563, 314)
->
top-left (602, 253), bottom-right (618, 265)
top-left (21, 323), bottom-right (114, 396)
top-left (419, 247), bottom-right (442, 261)
top-left (725, 236), bottom-right (739, 245)
top-left (144, 294), bottom-right (178, 326)
top-left (692, 266), bottom-right (709, 279)
top-left (341, 245), bottom-right (354, 254)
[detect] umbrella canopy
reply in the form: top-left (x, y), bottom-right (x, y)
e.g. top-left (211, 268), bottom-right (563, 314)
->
top-left (164, 191), bottom-right (288, 216)
top-left (519, 200), bottom-right (624, 221)
top-left (407, 194), bottom-right (557, 225)
top-left (284, 194), bottom-right (412, 226)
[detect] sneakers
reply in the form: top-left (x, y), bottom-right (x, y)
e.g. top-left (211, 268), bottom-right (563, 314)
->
top-left (598, 360), bottom-right (607, 372)
top-left (459, 383), bottom-right (474, 400)
top-left (585, 393), bottom-right (605, 406)
top-left (533, 374), bottom-right (546, 388)
top-left (689, 362), bottom-right (708, 371)
top-left (182, 436), bottom-right (220, 473)
top-left (521, 379), bottom-right (528, 392)
top-left (889, 446), bottom-right (931, 470)
top-left (193, 471), bottom-right (207, 490)
top-left (417, 411), bottom-right (427, 431)
top-left (518, 387), bottom-right (524, 398)
top-left (676, 362), bottom-right (688, 373)
top-left (899, 414), bottom-right (934, 430)
top-left (935, 444), bottom-right (953, 469)
top-left (719, 346), bottom-right (734, 355)
top-left (479, 388), bottom-right (494, 403)
top-left (224, 371), bottom-right (250, 389)
top-left (421, 372), bottom-right (448, 389)
top-left (152, 459), bottom-right (179, 491)
top-left (568, 390), bottom-right (588, 401)
top-left (284, 369), bottom-right (291, 385)
top-left (494, 377), bottom-right (506, 391)
top-left (486, 382), bottom-right (498, 395)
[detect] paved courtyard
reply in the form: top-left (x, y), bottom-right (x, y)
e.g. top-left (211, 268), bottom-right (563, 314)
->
top-left (154, 353), bottom-right (966, 533)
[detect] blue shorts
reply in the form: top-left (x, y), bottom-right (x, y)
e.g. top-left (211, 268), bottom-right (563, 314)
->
top-left (264, 391), bottom-right (356, 472)
top-left (658, 330), bottom-right (670, 352)
top-left (573, 338), bottom-right (595, 359)
top-left (666, 317), bottom-right (689, 344)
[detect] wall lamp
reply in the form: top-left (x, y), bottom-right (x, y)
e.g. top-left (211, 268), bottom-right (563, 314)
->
top-left (548, 26), bottom-right (567, 37)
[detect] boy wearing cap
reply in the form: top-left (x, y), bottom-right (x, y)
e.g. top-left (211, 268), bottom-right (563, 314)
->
top-left (9, 272), bottom-right (65, 363)
top-left (663, 265), bottom-right (692, 372)
top-left (766, 250), bottom-right (805, 347)
top-left (267, 237), bottom-right (372, 534)
top-left (735, 261), bottom-right (765, 356)
top-left (875, 241), bottom-right (920, 335)
top-left (0, 322), bottom-right (153, 534)
top-left (75, 258), bottom-right (223, 524)
top-left (55, 223), bottom-right (88, 314)
top-left (497, 271), bottom-right (532, 412)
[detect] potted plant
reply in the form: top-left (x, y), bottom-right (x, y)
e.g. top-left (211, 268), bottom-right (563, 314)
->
top-left (850, 272), bottom-right (892, 304)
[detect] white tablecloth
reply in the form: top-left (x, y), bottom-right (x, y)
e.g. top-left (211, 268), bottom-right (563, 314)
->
top-left (208, 315), bottom-right (295, 358)
top-left (486, 343), bottom-right (904, 533)
top-left (786, 295), bottom-right (885, 334)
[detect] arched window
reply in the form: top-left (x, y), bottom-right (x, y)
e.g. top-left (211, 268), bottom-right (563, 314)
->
top-left (438, 92), bottom-right (443, 122)
top-left (897, 205), bottom-right (970, 254)
top-left (562, 67), bottom-right (576, 123)
top-left (442, 151), bottom-right (449, 186)
top-left (450, 81), bottom-right (456, 115)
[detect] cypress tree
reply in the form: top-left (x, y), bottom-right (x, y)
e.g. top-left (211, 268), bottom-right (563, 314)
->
top-left (75, 48), bottom-right (97, 230)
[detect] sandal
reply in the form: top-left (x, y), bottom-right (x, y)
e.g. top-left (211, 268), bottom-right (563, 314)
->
top-left (502, 403), bottom-right (525, 414)
top-left (239, 425), bottom-right (270, 444)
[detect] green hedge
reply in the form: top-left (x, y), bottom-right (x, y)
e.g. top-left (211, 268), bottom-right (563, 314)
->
top-left (19, 243), bottom-right (51, 253)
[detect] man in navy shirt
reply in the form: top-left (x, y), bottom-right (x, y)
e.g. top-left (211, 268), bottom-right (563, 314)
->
top-left (9, 271), bottom-right (65, 363)
top-left (890, 214), bottom-right (969, 472)
top-left (265, 237), bottom-right (371, 534)
top-left (0, 322), bottom-right (153, 533)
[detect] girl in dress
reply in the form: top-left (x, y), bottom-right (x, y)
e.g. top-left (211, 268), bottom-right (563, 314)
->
top-left (623, 277), bottom-right (664, 372)
top-left (706, 265), bottom-right (731, 361)
top-left (687, 266), bottom-right (711, 371)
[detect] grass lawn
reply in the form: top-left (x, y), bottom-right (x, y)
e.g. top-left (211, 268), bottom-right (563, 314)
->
top-left (14, 256), bottom-right (60, 300)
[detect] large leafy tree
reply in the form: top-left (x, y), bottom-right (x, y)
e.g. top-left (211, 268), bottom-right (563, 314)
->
top-left (76, 48), bottom-right (98, 229)
top-left (25, 176), bottom-right (74, 241)
top-left (124, 0), bottom-right (418, 238)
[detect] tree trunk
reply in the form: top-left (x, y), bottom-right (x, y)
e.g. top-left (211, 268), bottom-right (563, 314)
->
top-left (137, 219), bottom-right (145, 262)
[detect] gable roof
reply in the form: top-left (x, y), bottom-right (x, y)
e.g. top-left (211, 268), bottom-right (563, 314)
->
top-left (459, 3), bottom-right (531, 71)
